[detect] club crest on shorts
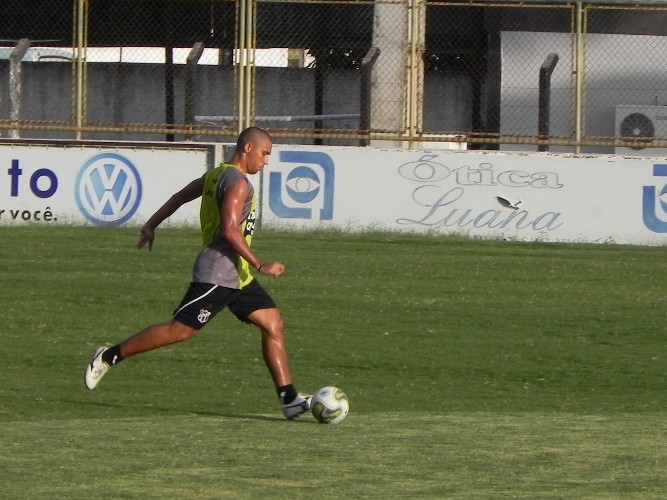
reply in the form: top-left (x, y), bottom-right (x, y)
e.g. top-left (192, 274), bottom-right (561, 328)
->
top-left (197, 309), bottom-right (212, 324)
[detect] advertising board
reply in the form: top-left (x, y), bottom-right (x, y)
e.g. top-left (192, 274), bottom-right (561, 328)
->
top-left (2, 140), bottom-right (665, 245)
top-left (0, 141), bottom-right (212, 227)
top-left (266, 146), bottom-right (667, 245)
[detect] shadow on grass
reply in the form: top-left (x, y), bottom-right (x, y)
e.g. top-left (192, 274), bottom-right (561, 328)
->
top-left (64, 397), bottom-right (320, 423)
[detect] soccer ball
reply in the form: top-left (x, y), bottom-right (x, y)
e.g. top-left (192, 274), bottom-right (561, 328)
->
top-left (310, 386), bottom-right (349, 424)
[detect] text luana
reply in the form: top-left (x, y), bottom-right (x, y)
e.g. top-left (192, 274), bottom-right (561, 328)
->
top-left (396, 187), bottom-right (562, 231)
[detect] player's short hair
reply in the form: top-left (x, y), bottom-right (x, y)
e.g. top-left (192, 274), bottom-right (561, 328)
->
top-left (237, 127), bottom-right (272, 150)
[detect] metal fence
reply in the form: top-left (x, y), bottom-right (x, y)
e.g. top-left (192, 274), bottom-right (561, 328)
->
top-left (2, 0), bottom-right (667, 153)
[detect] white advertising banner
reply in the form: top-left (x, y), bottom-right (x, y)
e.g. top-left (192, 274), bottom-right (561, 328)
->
top-left (264, 146), bottom-right (667, 245)
top-left (2, 141), bottom-right (666, 246)
top-left (0, 142), bottom-right (211, 227)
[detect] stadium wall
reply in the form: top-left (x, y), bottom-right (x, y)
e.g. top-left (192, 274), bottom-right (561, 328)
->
top-left (0, 62), bottom-right (470, 144)
top-left (0, 140), bottom-right (665, 245)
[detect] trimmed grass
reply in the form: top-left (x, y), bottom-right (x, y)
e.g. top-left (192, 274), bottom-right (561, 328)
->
top-left (0, 226), bottom-right (665, 498)
top-left (3, 414), bottom-right (665, 498)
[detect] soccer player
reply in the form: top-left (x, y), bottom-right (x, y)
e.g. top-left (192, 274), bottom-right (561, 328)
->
top-left (84, 127), bottom-right (311, 419)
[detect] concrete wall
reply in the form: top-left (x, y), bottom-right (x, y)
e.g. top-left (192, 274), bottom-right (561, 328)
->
top-left (0, 60), bottom-right (472, 145)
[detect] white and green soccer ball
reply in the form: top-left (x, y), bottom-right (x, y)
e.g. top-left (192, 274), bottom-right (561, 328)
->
top-left (311, 386), bottom-right (349, 424)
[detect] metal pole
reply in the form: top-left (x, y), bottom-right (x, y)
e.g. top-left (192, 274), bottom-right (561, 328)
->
top-left (407, 0), bottom-right (422, 147)
top-left (9, 38), bottom-right (30, 139)
top-left (163, 2), bottom-right (177, 141)
top-left (244, 0), bottom-right (254, 130)
top-left (360, 47), bottom-right (381, 146)
top-left (185, 42), bottom-right (205, 140)
top-left (574, 2), bottom-right (584, 153)
top-left (75, 0), bottom-right (87, 140)
top-left (237, 0), bottom-right (247, 135)
top-left (538, 53), bottom-right (559, 152)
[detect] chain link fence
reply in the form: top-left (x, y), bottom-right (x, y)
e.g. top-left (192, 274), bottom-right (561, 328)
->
top-left (2, 0), bottom-right (667, 153)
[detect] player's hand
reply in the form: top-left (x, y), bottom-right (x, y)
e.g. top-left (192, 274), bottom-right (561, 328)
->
top-left (136, 226), bottom-right (155, 251)
top-left (259, 261), bottom-right (285, 276)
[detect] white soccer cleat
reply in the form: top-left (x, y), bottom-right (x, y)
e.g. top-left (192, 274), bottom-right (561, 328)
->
top-left (85, 347), bottom-right (110, 390)
top-left (281, 393), bottom-right (312, 420)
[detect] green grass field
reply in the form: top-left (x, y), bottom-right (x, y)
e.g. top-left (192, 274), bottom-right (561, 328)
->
top-left (1, 226), bottom-right (665, 498)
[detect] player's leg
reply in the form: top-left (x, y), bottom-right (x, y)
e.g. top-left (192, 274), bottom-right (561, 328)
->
top-left (85, 283), bottom-right (233, 390)
top-left (230, 279), bottom-right (311, 419)
top-left (84, 320), bottom-right (198, 389)
top-left (245, 307), bottom-right (291, 388)
top-left (118, 320), bottom-right (199, 358)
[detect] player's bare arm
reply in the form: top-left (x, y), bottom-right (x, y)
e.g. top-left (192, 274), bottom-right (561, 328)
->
top-left (221, 178), bottom-right (284, 276)
top-left (137, 176), bottom-right (205, 251)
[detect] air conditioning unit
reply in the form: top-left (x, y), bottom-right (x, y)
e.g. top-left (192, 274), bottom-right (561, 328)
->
top-left (615, 105), bottom-right (667, 156)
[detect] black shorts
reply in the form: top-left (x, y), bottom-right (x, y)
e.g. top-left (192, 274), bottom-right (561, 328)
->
top-left (172, 279), bottom-right (277, 330)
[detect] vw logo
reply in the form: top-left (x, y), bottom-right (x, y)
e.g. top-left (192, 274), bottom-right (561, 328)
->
top-left (75, 152), bottom-right (142, 225)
